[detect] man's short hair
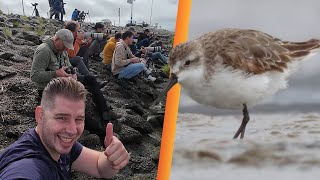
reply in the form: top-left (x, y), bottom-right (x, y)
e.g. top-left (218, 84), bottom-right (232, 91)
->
top-left (128, 27), bottom-right (135, 33)
top-left (41, 77), bottom-right (88, 109)
top-left (121, 31), bottom-right (134, 40)
top-left (65, 21), bottom-right (80, 33)
top-left (114, 32), bottom-right (122, 40)
top-left (94, 23), bottom-right (104, 30)
top-left (144, 29), bottom-right (150, 33)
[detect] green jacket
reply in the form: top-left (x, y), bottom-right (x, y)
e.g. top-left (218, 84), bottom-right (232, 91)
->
top-left (30, 38), bottom-right (71, 90)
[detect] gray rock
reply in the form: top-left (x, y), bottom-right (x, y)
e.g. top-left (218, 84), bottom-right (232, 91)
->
top-left (0, 52), bottom-right (14, 60)
top-left (131, 173), bottom-right (156, 180)
top-left (147, 115), bottom-right (163, 128)
top-left (0, 36), bottom-right (5, 43)
top-left (122, 114), bottom-right (154, 134)
top-left (7, 18), bottom-right (22, 24)
top-left (22, 32), bottom-right (42, 45)
top-left (0, 16), bottom-right (5, 22)
top-left (78, 131), bottom-right (101, 149)
top-left (129, 156), bottom-right (156, 173)
top-left (117, 124), bottom-right (142, 144)
top-left (0, 65), bottom-right (17, 80)
top-left (0, 22), bottom-right (8, 27)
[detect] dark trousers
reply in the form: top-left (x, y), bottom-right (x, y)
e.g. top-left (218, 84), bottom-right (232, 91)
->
top-left (77, 46), bottom-right (90, 68)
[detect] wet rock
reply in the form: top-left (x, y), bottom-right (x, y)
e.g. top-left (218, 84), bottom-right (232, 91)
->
top-left (122, 114), bottom-right (154, 134)
top-left (117, 124), bottom-right (142, 144)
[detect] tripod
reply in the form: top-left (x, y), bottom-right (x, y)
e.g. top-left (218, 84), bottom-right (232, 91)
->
top-left (32, 3), bottom-right (39, 17)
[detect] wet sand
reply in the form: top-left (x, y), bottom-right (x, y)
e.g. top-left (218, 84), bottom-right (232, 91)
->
top-left (171, 112), bottom-right (320, 180)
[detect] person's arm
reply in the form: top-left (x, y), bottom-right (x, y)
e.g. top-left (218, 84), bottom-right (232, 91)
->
top-left (66, 38), bottom-right (82, 58)
top-left (71, 136), bottom-right (130, 179)
top-left (113, 45), bottom-right (132, 67)
top-left (30, 49), bottom-right (56, 83)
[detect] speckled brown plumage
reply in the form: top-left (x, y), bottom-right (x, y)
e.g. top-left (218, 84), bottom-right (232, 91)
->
top-left (170, 28), bottom-right (320, 75)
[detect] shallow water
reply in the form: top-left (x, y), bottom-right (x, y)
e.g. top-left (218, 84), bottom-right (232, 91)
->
top-left (171, 112), bottom-right (320, 180)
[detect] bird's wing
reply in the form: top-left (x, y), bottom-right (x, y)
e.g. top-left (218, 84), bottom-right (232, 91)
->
top-left (215, 29), bottom-right (320, 74)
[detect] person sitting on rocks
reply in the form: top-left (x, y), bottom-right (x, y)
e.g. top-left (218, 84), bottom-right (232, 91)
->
top-left (103, 32), bottom-right (122, 71)
top-left (0, 77), bottom-right (130, 179)
top-left (136, 29), bottom-right (152, 49)
top-left (136, 46), bottom-right (168, 65)
top-left (112, 31), bottom-right (156, 81)
top-left (30, 29), bottom-right (121, 126)
top-left (87, 23), bottom-right (108, 61)
top-left (127, 27), bottom-right (138, 54)
top-left (65, 21), bottom-right (90, 75)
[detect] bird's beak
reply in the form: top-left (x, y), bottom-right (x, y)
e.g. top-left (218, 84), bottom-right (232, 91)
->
top-left (153, 73), bottom-right (178, 105)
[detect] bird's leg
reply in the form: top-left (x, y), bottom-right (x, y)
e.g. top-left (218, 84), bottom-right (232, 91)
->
top-left (233, 104), bottom-right (250, 139)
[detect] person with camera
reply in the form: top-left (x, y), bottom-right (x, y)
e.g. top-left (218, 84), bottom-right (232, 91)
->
top-left (136, 29), bottom-right (152, 49)
top-left (112, 31), bottom-right (156, 81)
top-left (65, 21), bottom-right (91, 75)
top-left (30, 29), bottom-right (122, 131)
top-left (87, 23), bottom-right (108, 61)
top-left (136, 46), bottom-right (168, 65)
top-left (0, 77), bottom-right (130, 179)
top-left (103, 32), bottom-right (122, 71)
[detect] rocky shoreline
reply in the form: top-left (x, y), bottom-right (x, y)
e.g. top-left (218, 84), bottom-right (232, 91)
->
top-left (0, 11), bottom-right (173, 180)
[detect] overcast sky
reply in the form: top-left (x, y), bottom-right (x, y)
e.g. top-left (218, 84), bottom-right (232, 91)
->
top-left (180, 0), bottom-right (320, 111)
top-left (0, 0), bottom-right (178, 30)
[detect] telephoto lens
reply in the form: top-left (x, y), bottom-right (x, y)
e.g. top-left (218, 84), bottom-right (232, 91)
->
top-left (105, 29), bottom-right (118, 34)
top-left (145, 46), bottom-right (162, 52)
top-left (83, 32), bottom-right (104, 40)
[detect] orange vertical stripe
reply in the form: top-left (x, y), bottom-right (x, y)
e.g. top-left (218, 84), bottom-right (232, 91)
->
top-left (156, 0), bottom-right (191, 180)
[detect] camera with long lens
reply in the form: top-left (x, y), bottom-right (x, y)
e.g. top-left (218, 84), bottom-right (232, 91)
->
top-left (83, 32), bottom-right (105, 40)
top-left (104, 29), bottom-right (118, 34)
top-left (65, 67), bottom-right (76, 74)
top-left (31, 3), bottom-right (38, 6)
top-left (145, 46), bottom-right (162, 53)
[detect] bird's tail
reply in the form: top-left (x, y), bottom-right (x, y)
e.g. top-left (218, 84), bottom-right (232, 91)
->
top-left (281, 39), bottom-right (320, 59)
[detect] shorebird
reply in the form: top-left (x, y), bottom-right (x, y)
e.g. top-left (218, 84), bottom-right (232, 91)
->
top-left (155, 28), bottom-right (320, 139)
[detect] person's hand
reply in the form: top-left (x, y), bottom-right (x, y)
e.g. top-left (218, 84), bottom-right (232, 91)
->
top-left (130, 58), bottom-right (140, 63)
top-left (104, 123), bottom-right (130, 170)
top-left (77, 32), bottom-right (84, 40)
top-left (71, 73), bottom-right (77, 80)
top-left (140, 58), bottom-right (146, 64)
top-left (55, 67), bottom-right (70, 77)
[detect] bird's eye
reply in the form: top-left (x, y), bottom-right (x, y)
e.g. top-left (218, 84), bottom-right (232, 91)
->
top-left (185, 60), bottom-right (191, 66)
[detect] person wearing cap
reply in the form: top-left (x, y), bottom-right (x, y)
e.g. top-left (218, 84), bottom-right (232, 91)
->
top-left (31, 29), bottom-right (122, 136)
top-left (65, 21), bottom-right (90, 75)
top-left (87, 22), bottom-right (108, 61)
